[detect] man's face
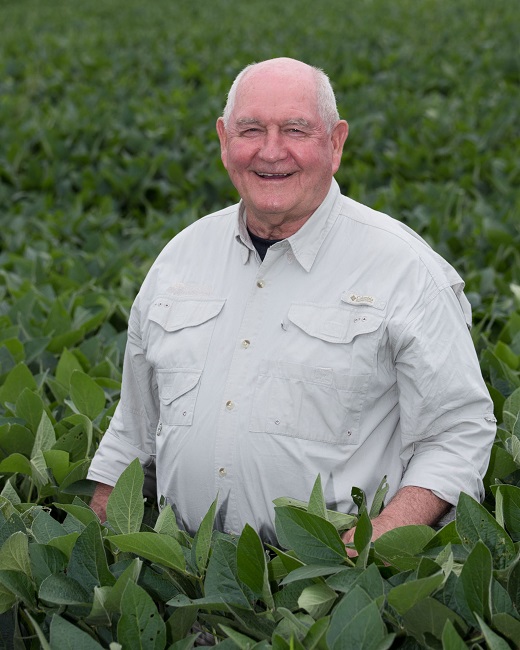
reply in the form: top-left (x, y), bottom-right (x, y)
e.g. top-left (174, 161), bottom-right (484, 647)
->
top-left (216, 64), bottom-right (348, 235)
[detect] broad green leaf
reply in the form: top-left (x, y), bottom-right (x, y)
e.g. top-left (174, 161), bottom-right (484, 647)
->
top-left (237, 523), bottom-right (273, 608)
top-left (192, 496), bottom-right (217, 574)
top-left (0, 453), bottom-right (32, 476)
top-left (275, 506), bottom-right (347, 566)
top-left (30, 449), bottom-right (50, 488)
top-left (203, 536), bottom-right (252, 609)
top-left (104, 558), bottom-right (142, 613)
top-left (29, 543), bottom-right (68, 587)
top-left (154, 505), bottom-right (181, 539)
top-left (374, 525), bottom-right (435, 570)
top-left (47, 532), bottom-right (81, 559)
top-left (387, 572), bottom-right (444, 615)
top-left (455, 492), bottom-right (515, 569)
top-left (0, 580), bottom-right (18, 614)
top-left (492, 484), bottom-right (520, 541)
top-left (327, 585), bottom-right (373, 647)
top-left (0, 531), bottom-right (31, 577)
top-left (475, 614), bottom-right (511, 650)
top-left (424, 520), bottom-right (461, 550)
top-left (117, 581), bottom-right (166, 650)
top-left (297, 582), bottom-right (337, 619)
top-left (441, 619), bottom-right (467, 650)
top-left (166, 634), bottom-right (199, 650)
top-left (307, 475), bottom-right (327, 520)
top-left (506, 557), bottom-right (520, 610)
top-left (86, 585), bottom-right (112, 627)
top-left (166, 606), bottom-right (198, 644)
top-left (15, 388), bottom-right (44, 434)
top-left (0, 569), bottom-right (36, 607)
top-left (0, 423), bottom-right (34, 458)
top-left (302, 617), bottom-right (330, 650)
top-left (56, 348), bottom-right (84, 389)
top-left (70, 370), bottom-right (106, 419)
top-left (272, 497), bottom-right (356, 532)
top-left (492, 613), bottom-right (520, 649)
top-left (266, 546), bottom-right (305, 575)
top-left (0, 363), bottom-right (38, 406)
top-left (43, 449), bottom-right (70, 485)
top-left (68, 521), bottom-right (116, 594)
top-left (39, 573), bottom-right (91, 605)
top-left (219, 625), bottom-right (256, 649)
top-left (30, 509), bottom-right (68, 543)
top-left (50, 614), bottom-right (104, 649)
top-left (281, 565), bottom-right (346, 585)
top-left (31, 411), bottom-right (56, 457)
top-left (402, 597), bottom-right (467, 646)
top-left (106, 457), bottom-right (144, 534)
top-left (332, 600), bottom-right (389, 650)
top-left (55, 502), bottom-right (100, 528)
top-left (327, 563), bottom-right (384, 600)
top-left (109, 532), bottom-right (185, 571)
top-left (460, 540), bottom-right (493, 620)
top-left (224, 604), bottom-right (277, 640)
top-left (0, 479), bottom-right (21, 505)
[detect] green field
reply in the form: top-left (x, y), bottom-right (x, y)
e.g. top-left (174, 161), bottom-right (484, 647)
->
top-left (0, 0), bottom-right (519, 647)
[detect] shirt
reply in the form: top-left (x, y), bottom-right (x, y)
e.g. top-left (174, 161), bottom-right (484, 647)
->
top-left (87, 179), bottom-right (496, 541)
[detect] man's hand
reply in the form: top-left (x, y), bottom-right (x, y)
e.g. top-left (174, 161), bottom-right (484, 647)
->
top-left (341, 486), bottom-right (451, 557)
top-left (89, 482), bottom-right (114, 523)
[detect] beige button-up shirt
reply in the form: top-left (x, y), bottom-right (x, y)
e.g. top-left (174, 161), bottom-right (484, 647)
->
top-left (88, 180), bottom-right (496, 540)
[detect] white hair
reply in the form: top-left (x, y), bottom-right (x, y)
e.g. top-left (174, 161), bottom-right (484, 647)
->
top-left (222, 61), bottom-right (340, 133)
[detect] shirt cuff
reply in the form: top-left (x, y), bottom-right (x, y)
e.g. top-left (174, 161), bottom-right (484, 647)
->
top-left (87, 430), bottom-right (153, 487)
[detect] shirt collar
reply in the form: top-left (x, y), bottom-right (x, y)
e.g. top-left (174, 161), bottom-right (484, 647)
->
top-left (234, 179), bottom-right (342, 270)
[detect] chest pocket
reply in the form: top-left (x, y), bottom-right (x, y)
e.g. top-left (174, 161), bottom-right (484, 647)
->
top-left (250, 303), bottom-right (384, 445)
top-left (147, 296), bottom-right (226, 426)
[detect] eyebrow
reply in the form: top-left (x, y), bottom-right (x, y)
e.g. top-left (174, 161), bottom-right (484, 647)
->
top-left (235, 117), bottom-right (313, 128)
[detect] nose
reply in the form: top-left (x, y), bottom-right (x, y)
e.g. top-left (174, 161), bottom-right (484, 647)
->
top-left (258, 129), bottom-right (288, 162)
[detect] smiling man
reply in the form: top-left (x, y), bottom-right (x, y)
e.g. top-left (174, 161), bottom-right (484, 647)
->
top-left (88, 58), bottom-right (496, 547)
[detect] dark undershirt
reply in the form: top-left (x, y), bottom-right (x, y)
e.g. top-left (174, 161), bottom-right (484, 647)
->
top-left (247, 228), bottom-right (284, 261)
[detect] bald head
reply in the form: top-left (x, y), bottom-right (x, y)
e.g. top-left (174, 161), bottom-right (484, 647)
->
top-left (222, 58), bottom-right (340, 133)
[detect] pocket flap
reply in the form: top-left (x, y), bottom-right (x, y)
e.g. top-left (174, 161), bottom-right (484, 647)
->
top-left (157, 369), bottom-right (201, 404)
top-left (149, 297), bottom-right (226, 332)
top-left (288, 304), bottom-right (383, 344)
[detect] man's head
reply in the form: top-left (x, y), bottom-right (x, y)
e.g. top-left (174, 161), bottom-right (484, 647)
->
top-left (216, 58), bottom-right (348, 238)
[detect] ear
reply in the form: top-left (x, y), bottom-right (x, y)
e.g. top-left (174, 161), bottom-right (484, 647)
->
top-left (216, 117), bottom-right (228, 169)
top-left (331, 120), bottom-right (349, 174)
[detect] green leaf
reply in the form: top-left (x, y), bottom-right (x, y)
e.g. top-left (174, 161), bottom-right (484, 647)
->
top-left (327, 585), bottom-right (373, 646)
top-left (297, 582), bottom-right (337, 619)
top-left (70, 370), bottom-right (106, 419)
top-left (104, 558), bottom-right (142, 613)
top-left (272, 497), bottom-right (356, 532)
top-left (24, 611), bottom-right (52, 650)
top-left (31, 411), bottom-right (56, 457)
top-left (0, 569), bottom-right (35, 608)
top-left (154, 505), bottom-right (181, 539)
top-left (47, 532), bottom-right (81, 559)
top-left (327, 562), bottom-right (385, 600)
top-left (353, 510), bottom-right (372, 568)
top-left (302, 616), bottom-right (330, 650)
top-left (106, 457), bottom-right (144, 534)
top-left (368, 476), bottom-right (389, 520)
top-left (281, 565), bottom-right (346, 585)
top-left (219, 625), bottom-right (256, 649)
top-left (117, 581), bottom-right (166, 650)
top-left (237, 524), bottom-right (273, 608)
top-left (0, 531), bottom-right (31, 577)
top-left (43, 449), bottom-right (70, 484)
top-left (192, 496), bottom-right (217, 574)
top-left (441, 619), bottom-right (467, 650)
top-left (402, 596), bottom-right (467, 646)
top-left (275, 506), bottom-right (347, 566)
top-left (455, 492), bottom-right (516, 569)
top-left (39, 573), bottom-right (91, 605)
top-left (503, 386), bottom-right (520, 434)
top-left (54, 502), bottom-right (100, 528)
top-left (50, 614), bottom-right (104, 649)
top-left (15, 388), bottom-right (44, 434)
top-left (56, 348), bottom-right (84, 389)
top-left (492, 613), bottom-right (520, 649)
top-left (332, 600), bottom-right (389, 650)
top-left (30, 509), bottom-right (68, 544)
top-left (68, 521), bottom-right (116, 594)
top-left (204, 536), bottom-right (252, 609)
top-left (475, 614), bottom-right (512, 650)
top-left (0, 453), bottom-right (32, 476)
top-left (492, 484), bottom-right (520, 541)
top-left (387, 572), bottom-right (444, 615)
top-left (307, 475), bottom-right (327, 520)
top-left (109, 532), bottom-right (185, 571)
top-left (0, 363), bottom-right (38, 407)
top-left (374, 525), bottom-right (436, 570)
top-left (29, 543), bottom-right (68, 587)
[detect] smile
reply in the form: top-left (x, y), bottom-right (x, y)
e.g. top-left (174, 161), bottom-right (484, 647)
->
top-left (255, 172), bottom-right (293, 178)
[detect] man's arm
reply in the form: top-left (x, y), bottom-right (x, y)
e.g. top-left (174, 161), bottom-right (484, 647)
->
top-left (90, 482), bottom-right (114, 523)
top-left (341, 486), bottom-right (450, 550)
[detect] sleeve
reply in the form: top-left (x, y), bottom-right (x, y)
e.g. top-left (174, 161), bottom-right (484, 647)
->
top-left (87, 294), bottom-right (159, 486)
top-left (394, 285), bottom-right (496, 505)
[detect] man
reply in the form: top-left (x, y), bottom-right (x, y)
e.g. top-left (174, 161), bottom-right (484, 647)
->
top-left (88, 58), bottom-right (496, 546)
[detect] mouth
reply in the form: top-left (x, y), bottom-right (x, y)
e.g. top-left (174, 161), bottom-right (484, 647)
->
top-left (254, 172), bottom-right (294, 179)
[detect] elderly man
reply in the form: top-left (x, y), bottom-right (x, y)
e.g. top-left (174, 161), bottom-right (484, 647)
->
top-left (88, 57), bottom-right (496, 545)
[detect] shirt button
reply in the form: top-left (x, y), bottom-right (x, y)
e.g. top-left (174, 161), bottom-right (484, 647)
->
top-left (225, 400), bottom-right (234, 410)
top-left (218, 467), bottom-right (227, 477)
top-left (157, 423), bottom-right (163, 436)
top-left (241, 339), bottom-right (250, 348)
top-left (256, 280), bottom-right (265, 288)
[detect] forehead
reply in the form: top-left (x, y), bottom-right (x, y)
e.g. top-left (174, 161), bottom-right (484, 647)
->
top-left (232, 68), bottom-right (320, 124)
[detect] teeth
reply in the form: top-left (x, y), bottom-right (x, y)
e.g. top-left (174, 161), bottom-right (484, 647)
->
top-left (257, 173), bottom-right (290, 177)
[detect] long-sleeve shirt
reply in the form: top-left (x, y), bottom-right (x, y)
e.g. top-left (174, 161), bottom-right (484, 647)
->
top-left (87, 179), bottom-right (496, 541)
